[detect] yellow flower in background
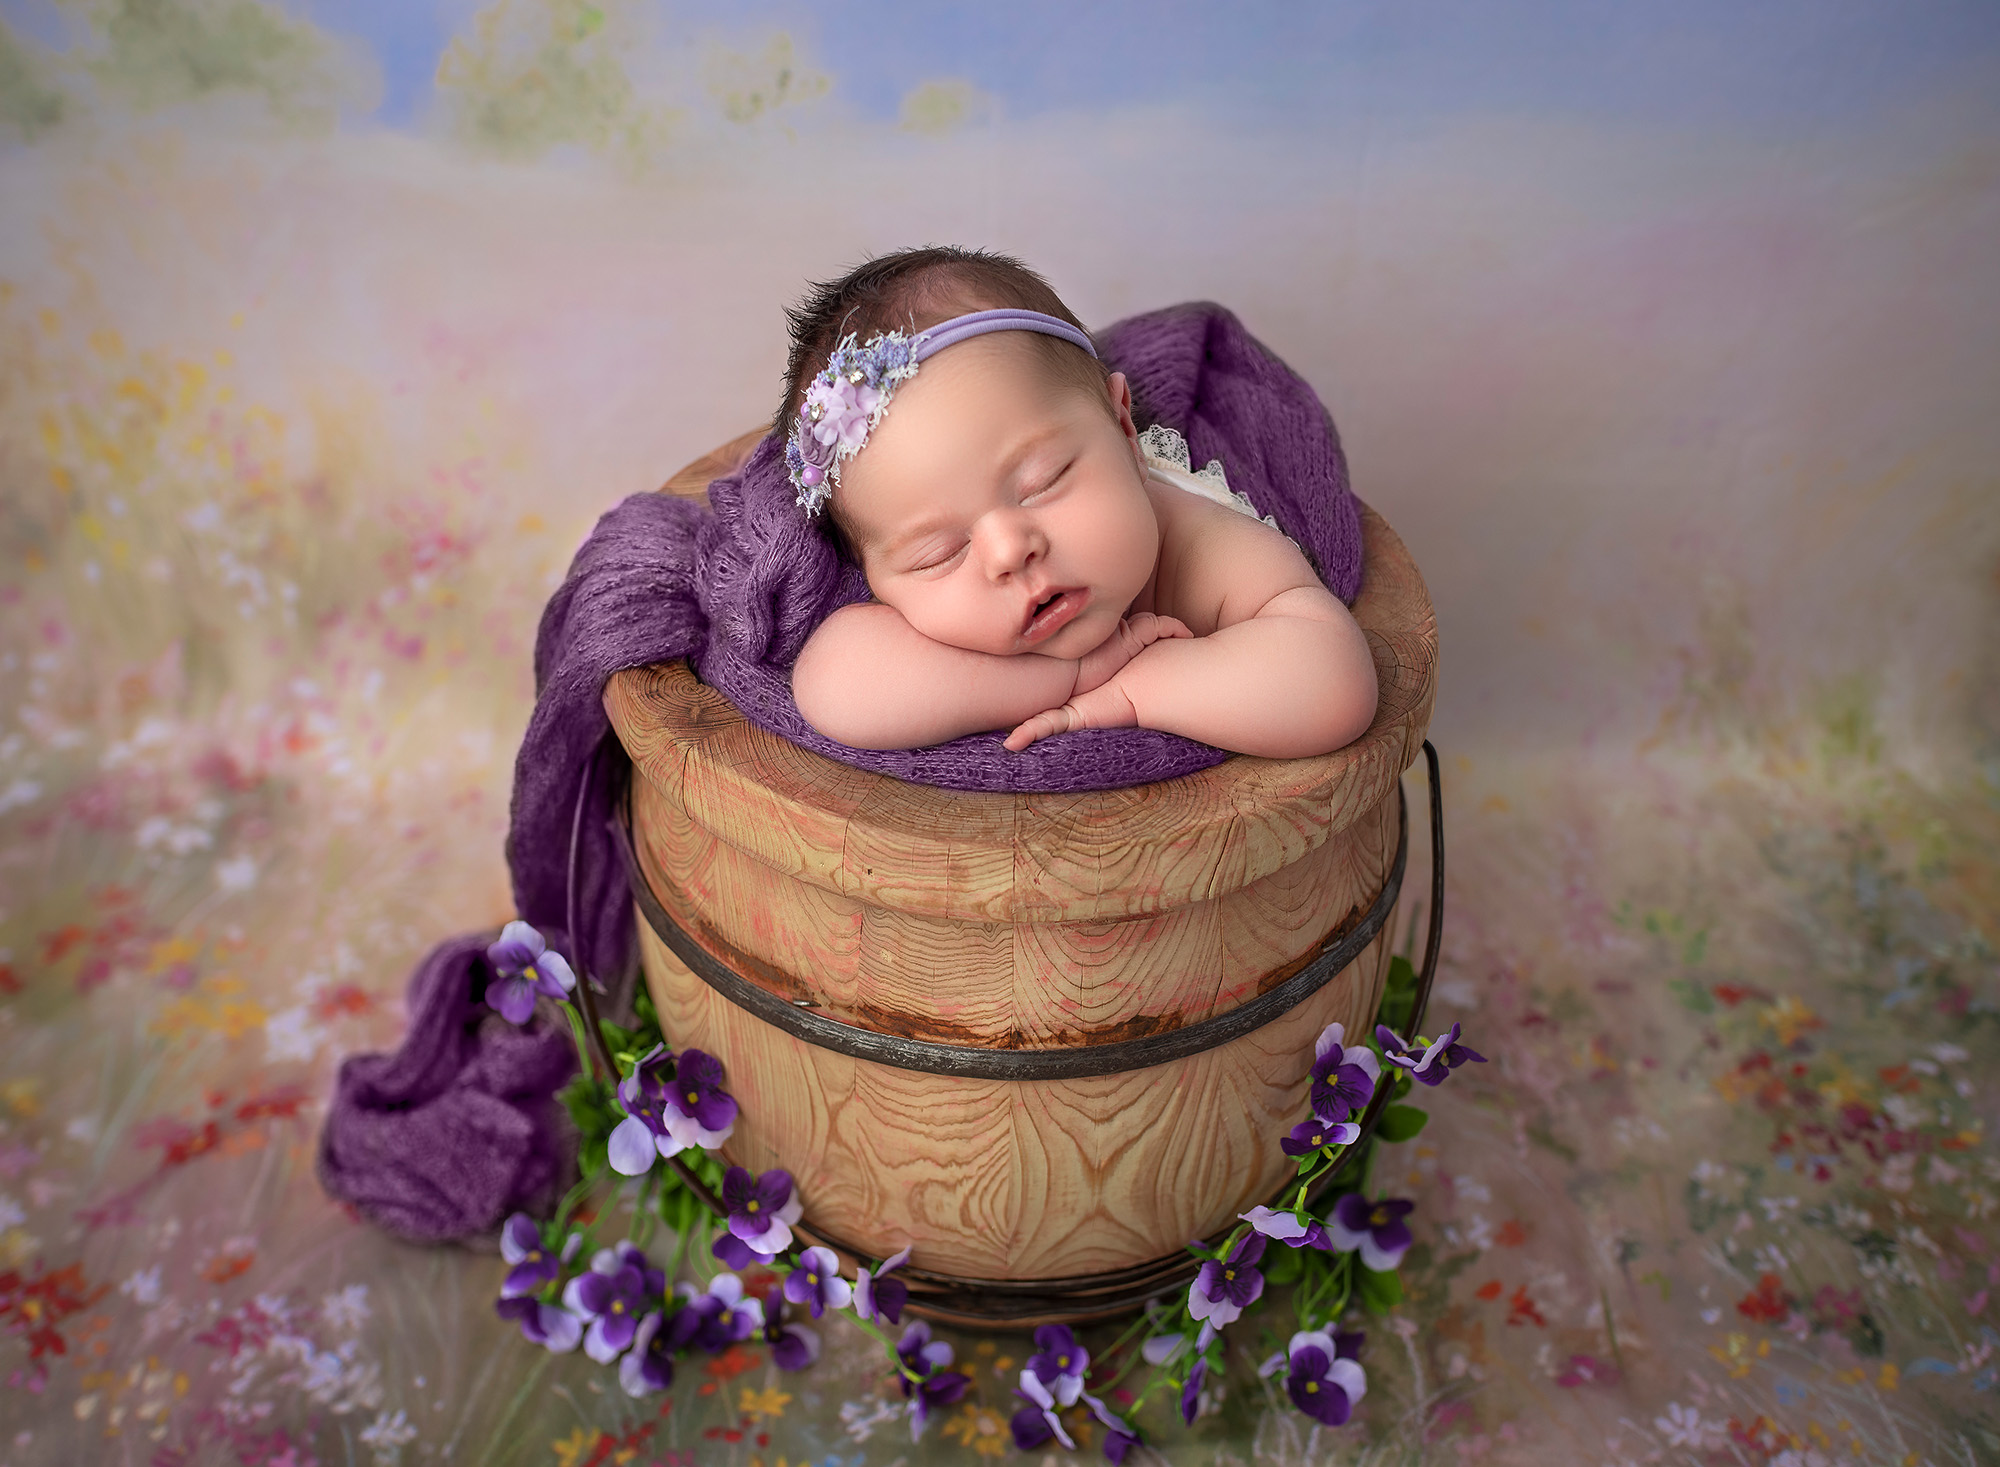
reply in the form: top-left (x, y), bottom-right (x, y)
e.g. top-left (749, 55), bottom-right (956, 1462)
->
top-left (942, 1404), bottom-right (1011, 1457)
top-left (1762, 996), bottom-right (1823, 1047)
top-left (2, 1080), bottom-right (41, 1117)
top-left (740, 1384), bottom-right (792, 1421)
top-left (550, 1427), bottom-right (601, 1467)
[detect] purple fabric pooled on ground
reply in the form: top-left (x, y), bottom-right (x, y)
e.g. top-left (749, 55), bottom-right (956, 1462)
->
top-left (318, 302), bottom-right (1360, 1241)
top-left (316, 932), bottom-right (577, 1241)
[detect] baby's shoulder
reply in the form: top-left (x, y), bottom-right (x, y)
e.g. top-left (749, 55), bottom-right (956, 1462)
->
top-left (1145, 474), bottom-right (1324, 636)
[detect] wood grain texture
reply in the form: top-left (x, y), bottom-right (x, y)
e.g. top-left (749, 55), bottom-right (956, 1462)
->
top-left (607, 433), bottom-right (1438, 1278)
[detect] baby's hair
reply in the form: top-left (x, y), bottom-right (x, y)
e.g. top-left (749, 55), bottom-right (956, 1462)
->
top-left (777, 246), bottom-right (1112, 560)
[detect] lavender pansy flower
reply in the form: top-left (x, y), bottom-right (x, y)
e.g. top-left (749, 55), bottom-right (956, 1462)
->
top-left (494, 1295), bottom-right (582, 1353)
top-left (483, 921), bottom-right (576, 1024)
top-left (1283, 1328), bottom-right (1368, 1426)
top-left (661, 1049), bottom-right (737, 1151)
top-left (895, 1321), bottom-right (969, 1441)
top-left (1026, 1323), bottom-right (1089, 1407)
top-left (498, 1213), bottom-right (579, 1297)
top-left (852, 1243), bottom-right (911, 1326)
top-left (1188, 1232), bottom-right (1267, 1328)
top-left (1240, 1205), bottom-right (1332, 1251)
top-left (711, 1231), bottom-right (777, 1270)
top-left (1327, 1194), bottom-right (1415, 1271)
top-left (1375, 1021), bottom-right (1486, 1087)
top-left (722, 1166), bottom-right (802, 1256)
top-left (1010, 1370), bottom-right (1075, 1451)
top-left (783, 1245), bottom-right (854, 1319)
top-left (1309, 1022), bottom-right (1380, 1125)
top-left (699, 1272), bottom-right (765, 1346)
top-left (607, 1044), bottom-right (682, 1176)
top-left (1282, 1115), bottom-right (1359, 1156)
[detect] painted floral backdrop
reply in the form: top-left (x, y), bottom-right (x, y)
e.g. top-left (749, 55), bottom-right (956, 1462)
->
top-left (1, 2), bottom-right (1997, 1464)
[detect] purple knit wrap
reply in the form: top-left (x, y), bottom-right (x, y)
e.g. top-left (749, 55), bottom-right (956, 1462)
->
top-left (317, 302), bottom-right (1361, 1241)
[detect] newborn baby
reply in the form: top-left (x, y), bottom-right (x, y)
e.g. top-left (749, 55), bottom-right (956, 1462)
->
top-left (786, 248), bottom-right (1378, 760)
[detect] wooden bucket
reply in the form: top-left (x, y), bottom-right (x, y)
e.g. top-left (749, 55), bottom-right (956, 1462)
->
top-left (604, 431), bottom-right (1438, 1298)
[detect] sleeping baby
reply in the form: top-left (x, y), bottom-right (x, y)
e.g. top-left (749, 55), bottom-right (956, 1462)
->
top-left (785, 248), bottom-right (1378, 760)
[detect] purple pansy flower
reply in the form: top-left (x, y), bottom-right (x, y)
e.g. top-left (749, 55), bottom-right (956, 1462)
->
top-left (1282, 1329), bottom-right (1368, 1426)
top-left (1376, 1021), bottom-right (1486, 1087)
top-left (494, 1295), bottom-right (583, 1352)
top-left (1010, 1370), bottom-right (1074, 1451)
top-left (1026, 1323), bottom-right (1090, 1407)
top-left (1309, 1022), bottom-right (1381, 1124)
top-left (759, 1288), bottom-right (821, 1371)
top-left (498, 1213), bottom-right (579, 1297)
top-left (721, 1166), bottom-right (802, 1257)
top-left (607, 1044), bottom-right (681, 1176)
top-left (618, 1308), bottom-right (679, 1397)
top-left (676, 1273), bottom-right (764, 1353)
top-left (561, 1245), bottom-right (659, 1363)
top-left (1085, 1393), bottom-right (1142, 1464)
top-left (783, 1245), bottom-right (854, 1319)
top-left (895, 1320), bottom-right (970, 1441)
top-left (1188, 1232), bottom-right (1267, 1328)
top-left (483, 921), bottom-right (576, 1024)
top-left (1239, 1205), bottom-right (1333, 1251)
top-left (1327, 1194), bottom-right (1415, 1271)
top-left (1180, 1357), bottom-right (1208, 1425)
top-left (853, 1243), bottom-right (911, 1326)
top-left (661, 1049), bottom-right (737, 1150)
top-left (1282, 1114), bottom-right (1359, 1156)
top-left (711, 1231), bottom-right (777, 1270)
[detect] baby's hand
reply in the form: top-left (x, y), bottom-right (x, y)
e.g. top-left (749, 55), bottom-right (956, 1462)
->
top-left (1071, 613), bottom-right (1192, 696)
top-left (1004, 614), bottom-right (1192, 752)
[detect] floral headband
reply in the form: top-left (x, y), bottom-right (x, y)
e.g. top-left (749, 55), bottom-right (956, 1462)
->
top-left (784, 307), bottom-right (1099, 516)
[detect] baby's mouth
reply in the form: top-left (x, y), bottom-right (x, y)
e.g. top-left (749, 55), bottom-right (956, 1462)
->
top-left (1022, 588), bottom-right (1087, 643)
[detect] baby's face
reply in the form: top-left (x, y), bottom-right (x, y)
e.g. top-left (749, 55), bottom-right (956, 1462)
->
top-left (835, 335), bottom-right (1159, 661)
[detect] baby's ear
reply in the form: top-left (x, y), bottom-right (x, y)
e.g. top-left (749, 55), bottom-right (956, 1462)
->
top-left (1107, 371), bottom-right (1141, 455)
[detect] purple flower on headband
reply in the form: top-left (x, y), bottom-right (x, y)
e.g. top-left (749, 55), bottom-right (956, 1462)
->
top-left (804, 376), bottom-right (883, 456)
top-left (1310, 1022), bottom-right (1380, 1125)
top-left (1376, 1021), bottom-right (1486, 1086)
top-left (721, 1166), bottom-right (802, 1257)
top-left (1188, 1232), bottom-right (1267, 1328)
top-left (853, 1243), bottom-right (911, 1325)
top-left (1327, 1194), bottom-right (1415, 1272)
top-left (484, 921), bottom-right (575, 1024)
top-left (783, 1246), bottom-right (854, 1319)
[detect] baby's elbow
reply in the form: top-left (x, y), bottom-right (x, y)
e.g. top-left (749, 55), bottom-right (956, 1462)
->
top-left (1298, 653), bottom-right (1379, 758)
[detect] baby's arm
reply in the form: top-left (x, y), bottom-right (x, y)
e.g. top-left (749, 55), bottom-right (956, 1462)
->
top-left (794, 605), bottom-right (1192, 750)
top-left (1006, 508), bottom-right (1378, 759)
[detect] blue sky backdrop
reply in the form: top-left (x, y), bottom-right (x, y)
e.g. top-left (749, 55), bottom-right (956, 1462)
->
top-left (6, 0), bottom-right (1999, 130)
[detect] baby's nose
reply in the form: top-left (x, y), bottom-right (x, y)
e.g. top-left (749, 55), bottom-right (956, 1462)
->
top-left (981, 513), bottom-right (1046, 577)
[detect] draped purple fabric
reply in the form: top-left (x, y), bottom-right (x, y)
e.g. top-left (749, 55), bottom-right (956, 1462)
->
top-left (318, 302), bottom-right (1361, 1240)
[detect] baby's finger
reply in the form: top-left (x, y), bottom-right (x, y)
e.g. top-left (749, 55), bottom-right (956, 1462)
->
top-left (1003, 706), bottom-right (1076, 751)
top-left (1155, 616), bottom-right (1193, 639)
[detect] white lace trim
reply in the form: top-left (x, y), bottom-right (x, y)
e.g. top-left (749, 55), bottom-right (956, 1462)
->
top-left (1137, 424), bottom-right (1284, 534)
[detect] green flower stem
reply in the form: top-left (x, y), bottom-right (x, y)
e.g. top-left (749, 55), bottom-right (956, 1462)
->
top-left (845, 1312), bottom-right (929, 1385)
top-left (630, 1172), bottom-right (659, 1249)
top-left (551, 1173), bottom-right (597, 1238)
top-left (559, 1001), bottom-right (599, 1082)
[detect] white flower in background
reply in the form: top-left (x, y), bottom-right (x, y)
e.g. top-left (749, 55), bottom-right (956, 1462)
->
top-left (265, 1007), bottom-right (320, 1063)
top-left (120, 1266), bottom-right (162, 1306)
top-left (216, 855), bottom-right (258, 891)
top-left (359, 1408), bottom-right (417, 1463)
top-left (0, 780), bottom-right (41, 814)
top-left (321, 1284), bottom-right (370, 1333)
top-left (1654, 1401), bottom-right (1724, 1449)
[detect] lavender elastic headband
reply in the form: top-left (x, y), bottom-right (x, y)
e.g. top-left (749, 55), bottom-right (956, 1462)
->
top-left (783, 308), bottom-right (1099, 516)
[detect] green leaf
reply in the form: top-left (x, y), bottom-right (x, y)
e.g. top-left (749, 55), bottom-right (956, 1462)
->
top-left (1265, 1245), bottom-right (1304, 1286)
top-left (1357, 1265), bottom-right (1403, 1314)
top-left (1377, 1105), bottom-right (1429, 1143)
